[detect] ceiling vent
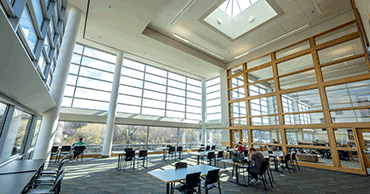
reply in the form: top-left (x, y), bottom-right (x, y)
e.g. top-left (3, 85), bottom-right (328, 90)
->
top-left (169, 0), bottom-right (197, 25)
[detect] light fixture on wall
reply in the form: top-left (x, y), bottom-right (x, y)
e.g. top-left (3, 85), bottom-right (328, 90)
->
top-left (234, 24), bottom-right (310, 59)
top-left (169, 0), bottom-right (197, 25)
top-left (173, 34), bottom-right (225, 60)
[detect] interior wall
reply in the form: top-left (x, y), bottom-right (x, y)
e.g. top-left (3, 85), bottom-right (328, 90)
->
top-left (226, 11), bottom-right (356, 69)
top-left (354, 0), bottom-right (370, 43)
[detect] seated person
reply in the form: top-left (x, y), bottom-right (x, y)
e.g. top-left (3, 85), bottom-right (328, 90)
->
top-left (313, 139), bottom-right (320, 146)
top-left (72, 137), bottom-right (86, 160)
top-left (247, 148), bottom-right (264, 185)
top-left (272, 139), bottom-right (278, 144)
top-left (237, 141), bottom-right (246, 154)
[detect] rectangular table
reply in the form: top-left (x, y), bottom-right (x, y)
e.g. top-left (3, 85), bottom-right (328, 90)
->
top-left (220, 159), bottom-right (249, 187)
top-left (148, 165), bottom-right (227, 194)
top-left (266, 153), bottom-right (284, 172)
top-left (0, 159), bottom-right (45, 175)
top-left (188, 152), bottom-right (209, 165)
top-left (0, 171), bottom-right (37, 194)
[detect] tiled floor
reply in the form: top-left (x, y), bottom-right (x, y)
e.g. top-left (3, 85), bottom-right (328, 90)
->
top-left (51, 153), bottom-right (370, 194)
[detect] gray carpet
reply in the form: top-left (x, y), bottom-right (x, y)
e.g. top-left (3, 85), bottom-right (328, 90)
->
top-left (50, 154), bottom-right (370, 194)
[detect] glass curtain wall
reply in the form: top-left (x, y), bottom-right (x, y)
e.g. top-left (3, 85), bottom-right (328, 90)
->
top-left (226, 20), bottom-right (370, 173)
top-left (206, 77), bottom-right (221, 123)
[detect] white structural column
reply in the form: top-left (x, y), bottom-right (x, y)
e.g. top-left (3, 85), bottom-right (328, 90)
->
top-left (220, 70), bottom-right (229, 143)
top-left (201, 80), bottom-right (207, 145)
top-left (102, 51), bottom-right (123, 157)
top-left (33, 7), bottom-right (82, 159)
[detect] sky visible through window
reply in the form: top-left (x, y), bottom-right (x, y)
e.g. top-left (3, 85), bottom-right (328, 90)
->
top-left (218, 0), bottom-right (258, 18)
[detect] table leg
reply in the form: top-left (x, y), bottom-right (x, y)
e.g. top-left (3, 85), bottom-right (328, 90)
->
top-left (116, 154), bottom-right (121, 171)
top-left (162, 149), bottom-right (167, 161)
top-left (166, 183), bottom-right (170, 194)
top-left (197, 156), bottom-right (200, 165)
top-left (228, 164), bottom-right (249, 187)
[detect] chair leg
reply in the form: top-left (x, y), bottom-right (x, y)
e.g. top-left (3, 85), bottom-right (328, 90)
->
top-left (295, 160), bottom-right (300, 171)
top-left (269, 168), bottom-right (274, 183)
top-left (267, 172), bottom-right (273, 188)
top-left (261, 175), bottom-right (266, 191)
top-left (218, 179), bottom-right (221, 194)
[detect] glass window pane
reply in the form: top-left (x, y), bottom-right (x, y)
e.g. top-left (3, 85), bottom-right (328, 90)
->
top-left (279, 70), bottom-right (317, 90)
top-left (63, 85), bottom-right (74, 96)
top-left (83, 47), bottom-right (116, 63)
top-left (207, 99), bottom-right (221, 107)
top-left (187, 99), bottom-right (201, 107)
top-left (315, 23), bottom-right (357, 45)
top-left (118, 95), bottom-right (142, 106)
top-left (166, 110), bottom-right (185, 118)
top-left (207, 84), bottom-right (220, 93)
top-left (248, 66), bottom-right (273, 82)
top-left (187, 78), bottom-right (201, 87)
top-left (32, 0), bottom-right (44, 29)
top-left (168, 80), bottom-right (185, 89)
top-left (72, 98), bottom-right (109, 111)
top-left (44, 34), bottom-right (51, 56)
top-left (61, 97), bottom-right (72, 107)
top-left (74, 88), bottom-right (111, 102)
top-left (321, 57), bottom-right (369, 82)
top-left (0, 109), bottom-right (32, 163)
top-left (68, 64), bottom-right (79, 75)
top-left (54, 3), bottom-right (58, 21)
top-left (143, 99), bottom-right (165, 109)
top-left (79, 67), bottom-right (114, 82)
top-left (117, 104), bottom-right (140, 114)
top-left (207, 114), bottom-right (221, 121)
top-left (143, 90), bottom-right (166, 101)
top-left (148, 127), bottom-right (178, 144)
top-left (113, 125), bottom-right (147, 145)
top-left (49, 18), bottom-right (55, 40)
top-left (0, 102), bottom-right (8, 134)
top-left (146, 66), bottom-right (167, 77)
top-left (186, 105), bottom-right (201, 114)
top-left (81, 57), bottom-right (115, 72)
top-left (123, 59), bottom-right (145, 71)
top-left (166, 102), bottom-right (185, 112)
top-left (168, 72), bottom-right (186, 82)
top-left (66, 75), bottom-right (77, 85)
top-left (144, 82), bottom-right (166, 93)
top-left (20, 7), bottom-right (38, 51)
top-left (30, 118), bottom-right (42, 147)
top-left (71, 54), bottom-right (81, 64)
top-left (247, 55), bottom-right (271, 69)
top-left (187, 91), bottom-right (201, 100)
top-left (207, 106), bottom-right (221, 114)
top-left (278, 54), bottom-right (314, 75)
top-left (186, 113), bottom-right (201, 120)
top-left (38, 53), bottom-right (47, 75)
top-left (119, 85), bottom-right (142, 97)
top-left (187, 85), bottom-right (201, 94)
top-left (282, 89), bottom-right (323, 112)
top-left (142, 107), bottom-right (164, 116)
top-left (74, 44), bottom-right (83, 54)
top-left (276, 41), bottom-right (310, 59)
top-left (120, 76), bottom-right (143, 88)
top-left (318, 38), bottom-right (363, 64)
top-left (167, 94), bottom-right (185, 104)
top-left (77, 77), bottom-right (112, 92)
top-left (207, 77), bottom-right (220, 87)
top-left (168, 87), bottom-right (185, 96)
top-left (145, 74), bottom-right (167, 85)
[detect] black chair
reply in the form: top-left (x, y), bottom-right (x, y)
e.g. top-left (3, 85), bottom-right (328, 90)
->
top-left (206, 145), bottom-right (210, 151)
top-left (50, 146), bottom-right (59, 163)
top-left (243, 150), bottom-right (249, 157)
top-left (72, 145), bottom-right (86, 161)
top-left (123, 150), bottom-right (136, 171)
top-left (168, 146), bottom-right (176, 160)
top-left (279, 154), bottom-right (295, 173)
top-left (201, 169), bottom-right (221, 194)
top-left (26, 174), bottom-right (64, 194)
top-left (211, 145), bottom-right (216, 150)
top-left (58, 146), bottom-right (71, 161)
top-left (268, 150), bottom-right (273, 154)
top-left (136, 150), bottom-right (148, 169)
top-left (38, 159), bottom-right (67, 177)
top-left (125, 148), bottom-right (133, 152)
top-left (205, 152), bottom-right (215, 166)
top-left (175, 162), bottom-right (188, 169)
top-left (176, 146), bottom-right (183, 159)
top-left (32, 167), bottom-right (65, 185)
top-left (248, 161), bottom-right (273, 191)
top-left (291, 152), bottom-right (300, 171)
top-left (215, 151), bottom-right (224, 167)
top-left (172, 172), bottom-right (201, 194)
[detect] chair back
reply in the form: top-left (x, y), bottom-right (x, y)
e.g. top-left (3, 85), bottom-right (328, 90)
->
top-left (243, 150), bottom-right (248, 157)
top-left (52, 174), bottom-right (65, 192)
top-left (175, 162), bottom-right (188, 169)
top-left (285, 153), bottom-right (291, 161)
top-left (125, 150), bottom-right (135, 161)
top-left (217, 151), bottom-right (224, 158)
top-left (205, 169), bottom-right (220, 185)
top-left (200, 144), bottom-right (204, 147)
top-left (206, 145), bottom-right (210, 151)
top-left (177, 146), bottom-right (183, 152)
top-left (207, 151), bottom-right (215, 160)
top-left (226, 147), bottom-right (230, 150)
top-left (74, 145), bottom-right (86, 152)
top-left (198, 149), bottom-right (204, 152)
top-left (138, 150), bottom-right (147, 157)
top-left (169, 146), bottom-right (175, 153)
top-left (61, 146), bottom-right (71, 152)
top-left (185, 172), bottom-right (201, 189)
top-left (291, 152), bottom-right (297, 160)
top-left (260, 160), bottom-right (269, 174)
top-left (268, 150), bottom-right (273, 154)
top-left (125, 148), bottom-right (133, 152)
top-left (51, 146), bottom-right (59, 153)
top-left (211, 145), bottom-right (216, 150)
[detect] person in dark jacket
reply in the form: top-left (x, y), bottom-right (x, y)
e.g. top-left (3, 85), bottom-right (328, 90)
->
top-left (247, 148), bottom-right (264, 185)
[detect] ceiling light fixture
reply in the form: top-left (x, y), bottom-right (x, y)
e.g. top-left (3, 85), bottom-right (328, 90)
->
top-left (173, 34), bottom-right (225, 60)
top-left (312, 0), bottom-right (323, 15)
top-left (169, 0), bottom-right (197, 25)
top-left (234, 24), bottom-right (310, 59)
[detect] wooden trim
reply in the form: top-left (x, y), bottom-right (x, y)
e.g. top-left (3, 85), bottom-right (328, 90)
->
top-left (228, 85), bottom-right (244, 91)
top-left (281, 110), bottom-right (323, 115)
top-left (297, 161), bottom-right (367, 175)
top-left (315, 32), bottom-right (361, 51)
top-left (275, 48), bottom-right (313, 64)
top-left (249, 114), bottom-right (279, 118)
top-left (320, 53), bottom-right (366, 68)
top-left (313, 20), bottom-right (356, 38)
top-left (227, 71), bottom-right (243, 80)
top-left (274, 38), bottom-right (310, 53)
top-left (245, 53), bottom-right (272, 65)
top-left (286, 144), bottom-right (330, 149)
top-left (230, 116), bottom-right (248, 120)
top-left (246, 62), bottom-right (272, 73)
top-left (336, 147), bottom-right (357, 151)
top-left (278, 66), bottom-right (315, 78)
top-left (321, 73), bottom-right (370, 88)
top-left (329, 106), bottom-right (370, 112)
top-left (247, 77), bottom-right (274, 86)
top-left (222, 141), bottom-right (231, 147)
top-left (252, 143), bottom-right (282, 146)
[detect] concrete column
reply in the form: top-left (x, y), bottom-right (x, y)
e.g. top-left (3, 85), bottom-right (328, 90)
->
top-left (201, 79), bottom-right (207, 145)
top-left (33, 7), bottom-right (82, 159)
top-left (220, 70), bottom-right (229, 143)
top-left (102, 51), bottom-right (123, 157)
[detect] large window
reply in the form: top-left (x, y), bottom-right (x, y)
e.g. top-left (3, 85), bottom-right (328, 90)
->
top-left (206, 77), bottom-right (221, 122)
top-left (62, 44), bottom-right (116, 111)
top-left (117, 59), bottom-right (202, 121)
top-left (205, 129), bottom-right (222, 146)
top-left (54, 121), bottom-right (105, 154)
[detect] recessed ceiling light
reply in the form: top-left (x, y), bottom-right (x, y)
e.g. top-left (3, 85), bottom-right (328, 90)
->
top-left (249, 15), bottom-right (255, 23)
top-left (217, 18), bottom-right (222, 24)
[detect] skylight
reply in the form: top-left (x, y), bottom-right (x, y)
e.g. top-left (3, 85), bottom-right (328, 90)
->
top-left (219, 0), bottom-right (259, 18)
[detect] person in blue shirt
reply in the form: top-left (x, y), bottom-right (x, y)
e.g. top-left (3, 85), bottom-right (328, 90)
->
top-left (72, 137), bottom-right (86, 160)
